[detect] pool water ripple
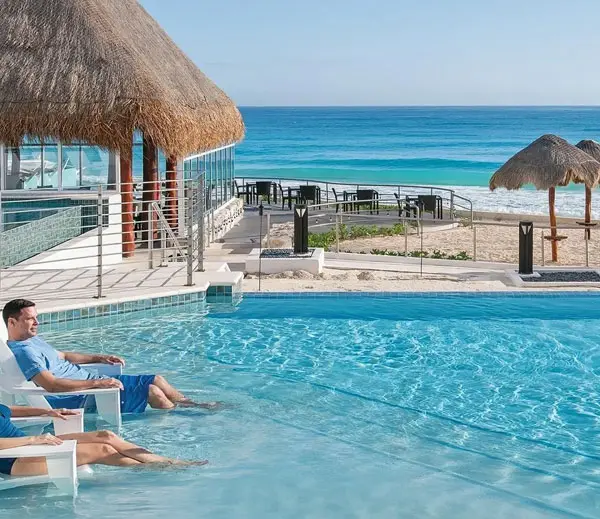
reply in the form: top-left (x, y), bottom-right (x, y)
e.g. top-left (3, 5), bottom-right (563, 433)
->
top-left (3, 295), bottom-right (600, 519)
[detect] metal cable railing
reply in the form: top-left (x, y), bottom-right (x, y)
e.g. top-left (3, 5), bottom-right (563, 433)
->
top-left (0, 176), bottom-right (224, 299)
top-left (235, 176), bottom-right (473, 227)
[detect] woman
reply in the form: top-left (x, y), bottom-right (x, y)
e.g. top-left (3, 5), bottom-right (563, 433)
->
top-left (0, 404), bottom-right (206, 477)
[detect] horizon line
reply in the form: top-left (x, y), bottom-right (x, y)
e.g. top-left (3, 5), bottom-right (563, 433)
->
top-left (238, 104), bottom-right (600, 109)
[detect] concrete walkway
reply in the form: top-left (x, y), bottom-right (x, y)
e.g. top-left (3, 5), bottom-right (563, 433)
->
top-left (0, 261), bottom-right (242, 312)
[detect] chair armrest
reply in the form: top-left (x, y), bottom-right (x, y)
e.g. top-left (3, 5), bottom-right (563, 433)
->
top-left (11, 386), bottom-right (119, 397)
top-left (11, 410), bottom-right (84, 435)
top-left (10, 416), bottom-right (51, 427)
top-left (0, 440), bottom-right (77, 459)
top-left (79, 363), bottom-right (123, 377)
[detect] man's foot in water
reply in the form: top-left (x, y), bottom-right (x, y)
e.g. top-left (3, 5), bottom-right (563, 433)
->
top-left (176, 398), bottom-right (225, 410)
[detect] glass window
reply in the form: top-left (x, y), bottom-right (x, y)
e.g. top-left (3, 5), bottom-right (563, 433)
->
top-left (42, 145), bottom-right (59, 188)
top-left (132, 142), bottom-right (143, 180)
top-left (62, 145), bottom-right (83, 188)
top-left (80, 146), bottom-right (109, 187)
top-left (16, 143), bottom-right (42, 189)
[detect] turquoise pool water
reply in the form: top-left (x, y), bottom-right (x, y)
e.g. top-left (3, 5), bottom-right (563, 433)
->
top-left (2, 293), bottom-right (600, 519)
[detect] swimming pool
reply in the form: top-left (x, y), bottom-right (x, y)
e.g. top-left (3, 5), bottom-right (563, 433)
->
top-left (2, 293), bottom-right (600, 519)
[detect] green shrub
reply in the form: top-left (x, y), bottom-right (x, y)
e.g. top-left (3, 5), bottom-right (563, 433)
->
top-left (308, 223), bottom-right (405, 251)
top-left (369, 249), bottom-right (472, 261)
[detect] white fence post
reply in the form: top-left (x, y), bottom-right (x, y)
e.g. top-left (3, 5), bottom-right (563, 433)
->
top-left (95, 185), bottom-right (103, 299)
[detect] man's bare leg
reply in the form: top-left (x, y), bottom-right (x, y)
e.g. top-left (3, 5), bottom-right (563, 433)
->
top-left (147, 383), bottom-right (176, 409)
top-left (151, 375), bottom-right (220, 409)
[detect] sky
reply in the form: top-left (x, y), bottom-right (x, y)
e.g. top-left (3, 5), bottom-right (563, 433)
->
top-left (139, 0), bottom-right (600, 106)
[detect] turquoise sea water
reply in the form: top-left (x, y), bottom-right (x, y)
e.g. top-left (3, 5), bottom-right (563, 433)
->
top-left (236, 107), bottom-right (600, 216)
top-left (3, 294), bottom-right (600, 519)
top-left (236, 106), bottom-right (600, 187)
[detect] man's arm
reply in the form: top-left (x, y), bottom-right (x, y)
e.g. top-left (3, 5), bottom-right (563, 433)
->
top-left (60, 351), bottom-right (125, 366)
top-left (31, 370), bottom-right (123, 393)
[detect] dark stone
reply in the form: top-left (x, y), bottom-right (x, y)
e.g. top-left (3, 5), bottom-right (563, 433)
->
top-left (260, 248), bottom-right (315, 259)
top-left (521, 271), bottom-right (600, 283)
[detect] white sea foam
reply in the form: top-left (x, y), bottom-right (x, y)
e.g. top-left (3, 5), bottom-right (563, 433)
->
top-left (440, 186), bottom-right (594, 219)
top-left (272, 179), bottom-right (594, 219)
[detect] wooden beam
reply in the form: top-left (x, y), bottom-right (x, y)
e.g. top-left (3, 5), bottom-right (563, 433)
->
top-left (549, 186), bottom-right (558, 262)
top-left (585, 185), bottom-right (592, 240)
top-left (165, 155), bottom-right (178, 231)
top-left (142, 135), bottom-right (159, 245)
top-left (120, 153), bottom-right (135, 257)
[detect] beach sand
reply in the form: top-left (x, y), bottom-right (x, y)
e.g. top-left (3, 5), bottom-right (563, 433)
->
top-left (243, 268), bottom-right (510, 292)
top-left (268, 219), bottom-right (599, 266)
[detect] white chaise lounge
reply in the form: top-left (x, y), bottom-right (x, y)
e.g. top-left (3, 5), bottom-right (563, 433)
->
top-left (0, 440), bottom-right (79, 495)
top-left (0, 319), bottom-right (122, 429)
top-left (0, 409), bottom-right (87, 495)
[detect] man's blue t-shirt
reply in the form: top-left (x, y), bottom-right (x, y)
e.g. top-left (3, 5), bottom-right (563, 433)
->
top-left (8, 336), bottom-right (98, 408)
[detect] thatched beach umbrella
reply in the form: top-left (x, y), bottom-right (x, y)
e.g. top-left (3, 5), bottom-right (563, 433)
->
top-left (0, 0), bottom-right (245, 156)
top-left (489, 134), bottom-right (600, 262)
top-left (575, 140), bottom-right (600, 238)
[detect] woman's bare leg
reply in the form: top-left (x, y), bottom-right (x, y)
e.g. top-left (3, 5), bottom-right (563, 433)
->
top-left (60, 431), bottom-right (172, 464)
top-left (58, 430), bottom-right (207, 466)
top-left (10, 444), bottom-right (140, 476)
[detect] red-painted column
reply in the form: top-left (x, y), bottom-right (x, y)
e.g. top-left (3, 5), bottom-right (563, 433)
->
top-left (165, 155), bottom-right (178, 231)
top-left (120, 152), bottom-right (135, 257)
top-left (141, 135), bottom-right (159, 244)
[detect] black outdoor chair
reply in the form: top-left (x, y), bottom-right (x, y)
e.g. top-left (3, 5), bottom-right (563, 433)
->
top-left (393, 192), bottom-right (405, 217)
top-left (355, 189), bottom-right (379, 214)
top-left (418, 195), bottom-right (442, 219)
top-left (331, 187), bottom-right (343, 212)
top-left (255, 181), bottom-right (276, 205)
top-left (278, 184), bottom-right (298, 210)
top-left (299, 185), bottom-right (321, 207)
top-left (234, 180), bottom-right (252, 204)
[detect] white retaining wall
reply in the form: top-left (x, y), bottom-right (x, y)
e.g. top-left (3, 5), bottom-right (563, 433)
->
top-left (21, 194), bottom-right (123, 270)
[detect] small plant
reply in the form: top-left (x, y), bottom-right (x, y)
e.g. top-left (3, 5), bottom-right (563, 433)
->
top-left (308, 223), bottom-right (405, 251)
top-left (370, 249), bottom-right (472, 261)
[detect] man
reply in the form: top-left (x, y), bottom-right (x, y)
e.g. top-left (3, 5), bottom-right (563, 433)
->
top-left (2, 299), bottom-right (217, 413)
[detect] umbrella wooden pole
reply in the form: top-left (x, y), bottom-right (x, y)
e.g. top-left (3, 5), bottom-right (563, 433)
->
top-left (585, 185), bottom-right (592, 240)
top-left (549, 186), bottom-right (558, 262)
top-left (120, 152), bottom-right (135, 257)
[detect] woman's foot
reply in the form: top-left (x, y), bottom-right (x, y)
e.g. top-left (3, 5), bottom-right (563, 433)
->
top-left (137, 459), bottom-right (208, 470)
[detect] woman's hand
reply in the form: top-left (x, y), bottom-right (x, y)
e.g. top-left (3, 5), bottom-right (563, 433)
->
top-left (43, 409), bottom-right (80, 420)
top-left (30, 433), bottom-right (63, 446)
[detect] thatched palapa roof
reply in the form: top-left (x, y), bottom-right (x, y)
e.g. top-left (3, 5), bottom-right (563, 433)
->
top-left (0, 0), bottom-right (244, 156)
top-left (489, 134), bottom-right (600, 191)
top-left (576, 139), bottom-right (600, 163)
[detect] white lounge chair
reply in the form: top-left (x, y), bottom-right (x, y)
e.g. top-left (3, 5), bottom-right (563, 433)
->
top-left (0, 322), bottom-right (122, 429)
top-left (0, 440), bottom-right (79, 495)
top-left (0, 409), bottom-right (87, 495)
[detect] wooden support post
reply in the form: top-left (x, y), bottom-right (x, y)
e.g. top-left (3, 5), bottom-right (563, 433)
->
top-left (585, 185), bottom-right (592, 240)
top-left (549, 186), bottom-right (558, 262)
top-left (120, 153), bottom-right (135, 257)
top-left (142, 135), bottom-right (159, 245)
top-left (165, 155), bottom-right (178, 231)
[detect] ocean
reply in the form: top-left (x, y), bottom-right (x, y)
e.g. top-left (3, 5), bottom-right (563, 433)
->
top-left (235, 106), bottom-right (600, 217)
